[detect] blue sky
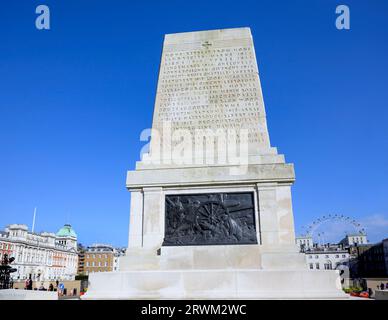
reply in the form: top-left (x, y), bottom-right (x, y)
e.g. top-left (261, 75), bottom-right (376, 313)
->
top-left (0, 0), bottom-right (387, 246)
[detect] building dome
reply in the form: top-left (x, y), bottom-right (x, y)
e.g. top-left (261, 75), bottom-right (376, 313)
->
top-left (56, 224), bottom-right (77, 238)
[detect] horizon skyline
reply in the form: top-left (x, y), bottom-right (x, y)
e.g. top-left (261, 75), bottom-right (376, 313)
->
top-left (1, 207), bottom-right (385, 247)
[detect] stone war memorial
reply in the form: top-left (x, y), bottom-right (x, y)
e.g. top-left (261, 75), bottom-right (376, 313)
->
top-left (83, 27), bottom-right (348, 299)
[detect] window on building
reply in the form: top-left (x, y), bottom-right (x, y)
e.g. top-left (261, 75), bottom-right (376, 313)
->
top-left (324, 262), bottom-right (333, 270)
top-left (335, 255), bottom-right (339, 258)
top-left (309, 263), bottom-right (313, 269)
top-left (316, 263), bottom-right (320, 269)
top-left (309, 255), bottom-right (312, 259)
top-left (315, 255), bottom-right (318, 259)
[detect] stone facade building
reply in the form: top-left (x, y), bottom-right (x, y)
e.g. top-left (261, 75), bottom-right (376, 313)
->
top-left (349, 239), bottom-right (388, 278)
top-left (296, 234), bottom-right (388, 280)
top-left (83, 244), bottom-right (114, 274)
top-left (0, 224), bottom-right (78, 282)
top-left (296, 234), bottom-right (369, 272)
top-left (295, 236), bottom-right (313, 251)
top-left (339, 234), bottom-right (368, 246)
top-left (78, 244), bottom-right (126, 275)
top-left (304, 245), bottom-right (350, 270)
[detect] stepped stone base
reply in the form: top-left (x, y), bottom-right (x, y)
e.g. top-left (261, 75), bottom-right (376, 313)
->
top-left (82, 269), bottom-right (349, 300)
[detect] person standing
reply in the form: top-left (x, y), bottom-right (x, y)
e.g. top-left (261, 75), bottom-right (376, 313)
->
top-left (25, 276), bottom-right (33, 290)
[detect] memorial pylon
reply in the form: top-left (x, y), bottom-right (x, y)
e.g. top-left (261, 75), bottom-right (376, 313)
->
top-left (83, 28), bottom-right (348, 299)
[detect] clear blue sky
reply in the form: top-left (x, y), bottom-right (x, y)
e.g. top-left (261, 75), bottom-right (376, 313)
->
top-left (1, 0), bottom-right (387, 246)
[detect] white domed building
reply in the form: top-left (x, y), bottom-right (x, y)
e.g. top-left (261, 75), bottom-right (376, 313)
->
top-left (0, 223), bottom-right (79, 282)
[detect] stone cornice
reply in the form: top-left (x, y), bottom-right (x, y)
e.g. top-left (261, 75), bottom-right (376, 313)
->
top-left (126, 163), bottom-right (295, 189)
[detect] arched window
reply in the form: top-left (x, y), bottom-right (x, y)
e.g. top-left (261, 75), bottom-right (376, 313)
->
top-left (324, 260), bottom-right (332, 270)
